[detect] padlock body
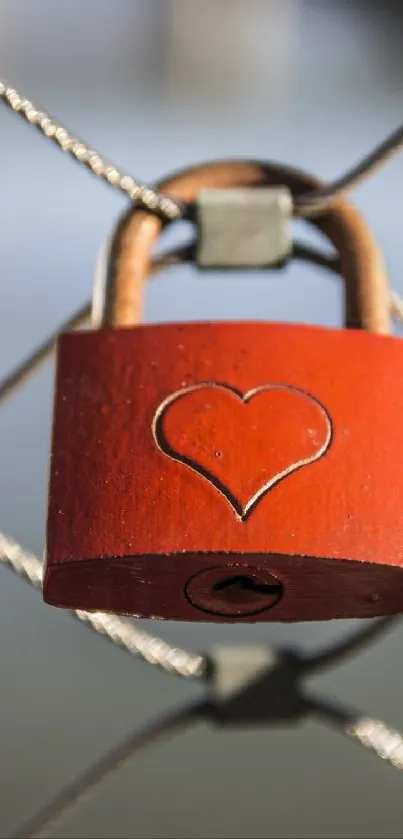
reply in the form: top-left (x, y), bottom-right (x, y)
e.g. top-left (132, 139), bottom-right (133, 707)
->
top-left (44, 321), bottom-right (403, 621)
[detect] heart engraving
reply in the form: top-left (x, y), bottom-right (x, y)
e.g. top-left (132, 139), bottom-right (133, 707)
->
top-left (152, 382), bottom-right (332, 521)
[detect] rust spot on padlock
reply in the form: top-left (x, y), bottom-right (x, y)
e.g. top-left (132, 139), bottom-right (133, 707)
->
top-left (44, 159), bottom-right (403, 623)
top-left (184, 565), bottom-right (283, 617)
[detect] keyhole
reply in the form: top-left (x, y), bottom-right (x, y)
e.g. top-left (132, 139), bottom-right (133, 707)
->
top-left (184, 564), bottom-right (283, 617)
top-left (213, 574), bottom-right (281, 604)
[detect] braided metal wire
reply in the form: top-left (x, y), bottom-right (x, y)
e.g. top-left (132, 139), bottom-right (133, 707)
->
top-left (348, 718), bottom-right (403, 770)
top-left (0, 79), bottom-right (182, 220)
top-left (0, 531), bottom-right (205, 680)
top-left (2, 78), bottom-right (403, 220)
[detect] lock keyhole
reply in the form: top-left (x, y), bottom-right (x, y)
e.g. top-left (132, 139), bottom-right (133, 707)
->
top-left (185, 564), bottom-right (283, 617)
top-left (213, 574), bottom-right (281, 603)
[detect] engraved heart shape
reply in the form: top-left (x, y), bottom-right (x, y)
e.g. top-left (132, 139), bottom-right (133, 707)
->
top-left (153, 383), bottom-right (332, 521)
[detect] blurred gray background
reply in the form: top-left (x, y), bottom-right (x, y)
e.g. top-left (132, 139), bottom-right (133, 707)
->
top-left (1, 1), bottom-right (403, 837)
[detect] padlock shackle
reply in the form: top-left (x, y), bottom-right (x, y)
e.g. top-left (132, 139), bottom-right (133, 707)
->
top-left (102, 159), bottom-right (391, 334)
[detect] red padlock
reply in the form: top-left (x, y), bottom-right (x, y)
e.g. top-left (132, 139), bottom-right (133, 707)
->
top-left (44, 159), bottom-right (403, 623)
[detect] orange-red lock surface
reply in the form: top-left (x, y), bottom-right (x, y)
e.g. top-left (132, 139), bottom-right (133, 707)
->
top-left (44, 320), bottom-right (403, 621)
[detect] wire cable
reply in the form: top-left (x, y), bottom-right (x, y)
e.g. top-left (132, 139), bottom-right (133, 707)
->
top-left (0, 531), bottom-right (205, 679)
top-left (0, 246), bottom-right (190, 406)
top-left (301, 615), bottom-right (399, 676)
top-left (0, 78), bottom-right (181, 220)
top-left (10, 699), bottom-right (209, 839)
top-left (295, 122), bottom-right (403, 217)
top-left (307, 695), bottom-right (403, 771)
top-left (1, 77), bottom-right (403, 220)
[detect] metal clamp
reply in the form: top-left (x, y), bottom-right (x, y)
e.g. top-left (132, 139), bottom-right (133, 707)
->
top-left (196, 186), bottom-right (292, 269)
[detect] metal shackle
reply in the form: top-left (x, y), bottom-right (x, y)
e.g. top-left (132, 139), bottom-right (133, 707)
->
top-left (99, 159), bottom-right (391, 334)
